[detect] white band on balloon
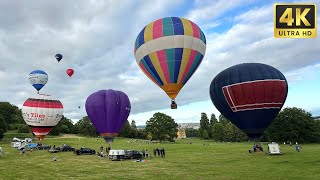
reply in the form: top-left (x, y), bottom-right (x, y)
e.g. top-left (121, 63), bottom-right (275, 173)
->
top-left (134, 35), bottom-right (206, 64)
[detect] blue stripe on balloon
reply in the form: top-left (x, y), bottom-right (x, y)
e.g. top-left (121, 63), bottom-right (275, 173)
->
top-left (30, 70), bottom-right (47, 75)
top-left (32, 84), bottom-right (44, 91)
top-left (183, 52), bottom-right (203, 84)
top-left (171, 17), bottom-right (184, 35)
top-left (174, 48), bottom-right (183, 83)
top-left (143, 55), bottom-right (164, 86)
top-left (138, 27), bottom-right (146, 48)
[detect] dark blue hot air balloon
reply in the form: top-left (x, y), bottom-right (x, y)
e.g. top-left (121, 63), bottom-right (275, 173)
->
top-left (55, 53), bottom-right (63, 62)
top-left (209, 63), bottom-right (288, 140)
top-left (85, 89), bottom-right (131, 143)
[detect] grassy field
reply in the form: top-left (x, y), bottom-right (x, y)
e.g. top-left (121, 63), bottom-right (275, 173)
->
top-left (1, 134), bottom-right (320, 180)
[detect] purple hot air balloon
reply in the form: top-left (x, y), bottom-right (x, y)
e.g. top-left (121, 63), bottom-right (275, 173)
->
top-left (85, 89), bottom-right (131, 143)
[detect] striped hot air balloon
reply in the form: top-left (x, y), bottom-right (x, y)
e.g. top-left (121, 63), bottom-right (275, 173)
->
top-left (134, 17), bottom-right (206, 109)
top-left (22, 94), bottom-right (63, 141)
top-left (29, 70), bottom-right (48, 93)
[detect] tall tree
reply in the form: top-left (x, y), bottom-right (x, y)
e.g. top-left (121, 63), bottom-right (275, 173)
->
top-left (209, 113), bottom-right (218, 138)
top-left (219, 114), bottom-right (229, 126)
top-left (75, 116), bottom-right (98, 137)
top-left (0, 115), bottom-right (6, 140)
top-left (119, 120), bottom-right (131, 138)
top-left (130, 120), bottom-right (138, 138)
top-left (145, 112), bottom-right (178, 142)
top-left (212, 123), bottom-right (224, 141)
top-left (199, 112), bottom-right (210, 138)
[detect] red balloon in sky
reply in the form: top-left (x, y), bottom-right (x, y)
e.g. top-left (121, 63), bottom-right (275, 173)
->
top-left (66, 68), bottom-right (74, 77)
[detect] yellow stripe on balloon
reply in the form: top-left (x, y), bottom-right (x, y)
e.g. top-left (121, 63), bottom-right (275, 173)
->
top-left (177, 48), bottom-right (191, 84)
top-left (181, 18), bottom-right (193, 36)
top-left (148, 52), bottom-right (167, 84)
top-left (144, 22), bottom-right (154, 43)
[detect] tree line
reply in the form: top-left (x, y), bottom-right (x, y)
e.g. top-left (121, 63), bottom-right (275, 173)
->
top-left (1, 101), bottom-right (320, 143)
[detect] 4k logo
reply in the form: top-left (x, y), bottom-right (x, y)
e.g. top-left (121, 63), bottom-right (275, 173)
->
top-left (274, 4), bottom-right (317, 38)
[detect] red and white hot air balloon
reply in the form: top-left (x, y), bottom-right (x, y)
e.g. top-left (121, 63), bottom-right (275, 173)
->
top-left (22, 94), bottom-right (64, 141)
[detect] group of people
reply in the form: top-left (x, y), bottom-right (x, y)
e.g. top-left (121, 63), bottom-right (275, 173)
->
top-left (152, 148), bottom-right (165, 158)
top-left (97, 145), bottom-right (111, 157)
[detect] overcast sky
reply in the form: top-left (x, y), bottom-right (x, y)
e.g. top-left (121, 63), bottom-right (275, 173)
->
top-left (0, 0), bottom-right (319, 125)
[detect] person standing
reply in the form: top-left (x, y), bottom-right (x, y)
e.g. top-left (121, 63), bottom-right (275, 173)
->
top-left (153, 148), bottom-right (156, 157)
top-left (162, 148), bottom-right (165, 158)
top-left (145, 149), bottom-right (148, 158)
top-left (156, 148), bottom-right (160, 156)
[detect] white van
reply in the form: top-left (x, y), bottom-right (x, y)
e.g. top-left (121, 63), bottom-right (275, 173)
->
top-left (268, 142), bottom-right (282, 155)
top-left (109, 150), bottom-right (125, 161)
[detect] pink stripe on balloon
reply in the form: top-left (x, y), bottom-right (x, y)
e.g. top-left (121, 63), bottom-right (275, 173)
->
top-left (180, 50), bottom-right (197, 83)
top-left (157, 50), bottom-right (170, 83)
top-left (153, 19), bottom-right (163, 39)
top-left (139, 61), bottom-right (161, 87)
top-left (190, 21), bottom-right (200, 38)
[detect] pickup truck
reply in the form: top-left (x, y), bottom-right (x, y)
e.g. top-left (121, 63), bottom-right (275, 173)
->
top-left (56, 144), bottom-right (75, 152)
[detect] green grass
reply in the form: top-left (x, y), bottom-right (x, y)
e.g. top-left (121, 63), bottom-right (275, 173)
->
top-left (1, 136), bottom-right (320, 180)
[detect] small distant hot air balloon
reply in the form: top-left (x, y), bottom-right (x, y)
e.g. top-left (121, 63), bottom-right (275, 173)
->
top-left (134, 17), bottom-right (206, 109)
top-left (209, 63), bottom-right (288, 141)
top-left (22, 94), bottom-right (64, 141)
top-left (29, 70), bottom-right (48, 93)
top-left (55, 54), bottom-right (63, 62)
top-left (85, 89), bottom-right (131, 143)
top-left (66, 68), bottom-right (74, 77)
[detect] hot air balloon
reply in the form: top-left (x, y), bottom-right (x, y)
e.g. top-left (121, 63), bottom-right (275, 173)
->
top-left (22, 94), bottom-right (64, 141)
top-left (209, 63), bottom-right (288, 141)
top-left (66, 68), bottom-right (74, 77)
top-left (29, 70), bottom-right (48, 93)
top-left (55, 53), bottom-right (63, 62)
top-left (134, 17), bottom-right (206, 109)
top-left (85, 89), bottom-right (131, 143)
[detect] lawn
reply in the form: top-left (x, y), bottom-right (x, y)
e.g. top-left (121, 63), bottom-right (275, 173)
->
top-left (1, 134), bottom-right (320, 180)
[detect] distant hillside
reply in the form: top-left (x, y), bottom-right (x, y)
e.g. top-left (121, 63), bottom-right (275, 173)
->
top-left (136, 125), bottom-right (146, 129)
top-left (314, 116), bottom-right (320, 120)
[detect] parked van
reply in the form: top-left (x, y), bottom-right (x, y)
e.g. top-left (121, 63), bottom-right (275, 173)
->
top-left (109, 150), bottom-right (125, 161)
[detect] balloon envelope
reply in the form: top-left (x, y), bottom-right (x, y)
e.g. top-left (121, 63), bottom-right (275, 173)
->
top-left (134, 17), bottom-right (206, 108)
top-left (29, 70), bottom-right (48, 92)
top-left (22, 94), bottom-right (64, 141)
top-left (85, 89), bottom-right (131, 143)
top-left (55, 54), bottom-right (63, 62)
top-left (209, 63), bottom-right (288, 140)
top-left (66, 68), bottom-right (74, 77)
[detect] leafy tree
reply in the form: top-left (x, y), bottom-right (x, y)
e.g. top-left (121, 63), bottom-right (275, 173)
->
top-left (136, 129), bottom-right (146, 139)
top-left (60, 125), bottom-right (70, 134)
top-left (57, 116), bottom-right (74, 133)
top-left (185, 128), bottom-right (199, 138)
top-left (264, 107), bottom-right (320, 143)
top-left (18, 124), bottom-right (30, 133)
top-left (119, 120), bottom-right (131, 138)
top-left (224, 123), bottom-right (234, 142)
top-left (209, 113), bottom-right (218, 138)
top-left (75, 116), bottom-right (98, 137)
top-left (0, 102), bottom-right (17, 125)
top-left (130, 120), bottom-right (138, 138)
top-left (0, 115), bottom-right (6, 140)
top-left (212, 123), bottom-right (224, 141)
top-left (145, 112), bottom-right (178, 142)
top-left (202, 130), bottom-right (209, 139)
top-left (49, 125), bottom-right (60, 136)
top-left (219, 114), bottom-right (229, 126)
top-left (199, 113), bottom-right (210, 138)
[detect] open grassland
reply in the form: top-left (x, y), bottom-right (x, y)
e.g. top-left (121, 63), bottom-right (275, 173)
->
top-left (1, 134), bottom-right (320, 180)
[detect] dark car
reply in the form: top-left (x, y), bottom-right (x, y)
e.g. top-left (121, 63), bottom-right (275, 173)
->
top-left (124, 150), bottom-right (142, 159)
top-left (57, 144), bottom-right (75, 152)
top-left (38, 145), bottom-right (51, 150)
top-left (75, 147), bottom-right (96, 155)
